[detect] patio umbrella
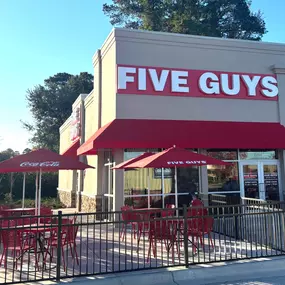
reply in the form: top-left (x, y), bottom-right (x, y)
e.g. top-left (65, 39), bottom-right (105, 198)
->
top-left (125, 146), bottom-right (229, 209)
top-left (112, 152), bottom-right (155, 170)
top-left (112, 152), bottom-right (155, 208)
top-left (0, 149), bottom-right (94, 216)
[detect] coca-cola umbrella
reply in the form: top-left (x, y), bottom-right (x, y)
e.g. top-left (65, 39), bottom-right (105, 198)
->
top-left (0, 149), bottom-right (94, 216)
top-left (125, 146), bottom-right (229, 209)
top-left (112, 152), bottom-right (155, 207)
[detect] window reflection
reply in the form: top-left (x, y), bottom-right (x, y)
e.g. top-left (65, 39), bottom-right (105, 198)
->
top-left (207, 150), bottom-right (237, 160)
top-left (208, 163), bottom-right (239, 192)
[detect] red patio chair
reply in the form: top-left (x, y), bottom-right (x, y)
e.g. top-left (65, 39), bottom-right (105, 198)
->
top-left (184, 217), bottom-right (203, 253)
top-left (161, 208), bottom-right (175, 218)
top-left (132, 208), bottom-right (160, 245)
top-left (186, 207), bottom-right (214, 251)
top-left (120, 206), bottom-right (140, 241)
top-left (0, 221), bottom-right (38, 269)
top-left (199, 208), bottom-right (214, 249)
top-left (147, 219), bottom-right (180, 263)
top-left (136, 213), bottom-right (153, 245)
top-left (44, 223), bottom-right (79, 270)
top-left (0, 206), bottom-right (11, 217)
top-left (40, 207), bottom-right (53, 224)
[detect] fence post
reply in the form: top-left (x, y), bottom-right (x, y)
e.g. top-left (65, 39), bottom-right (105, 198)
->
top-left (234, 207), bottom-right (239, 240)
top-left (56, 211), bottom-right (62, 281)
top-left (183, 205), bottom-right (189, 268)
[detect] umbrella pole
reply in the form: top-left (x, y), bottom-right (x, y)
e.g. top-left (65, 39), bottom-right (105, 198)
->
top-left (22, 173), bottom-right (26, 209)
top-left (175, 166), bottom-right (178, 215)
top-left (38, 169), bottom-right (42, 220)
top-left (35, 172), bottom-right (38, 217)
top-left (162, 168), bottom-right (165, 208)
top-left (147, 168), bottom-right (150, 208)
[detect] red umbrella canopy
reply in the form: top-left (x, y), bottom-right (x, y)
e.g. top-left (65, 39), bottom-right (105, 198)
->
top-left (0, 149), bottom-right (94, 173)
top-left (112, 152), bottom-right (154, 170)
top-left (125, 146), bottom-right (229, 169)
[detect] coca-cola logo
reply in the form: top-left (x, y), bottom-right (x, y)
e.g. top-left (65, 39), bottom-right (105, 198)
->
top-left (20, 161), bottom-right (60, 167)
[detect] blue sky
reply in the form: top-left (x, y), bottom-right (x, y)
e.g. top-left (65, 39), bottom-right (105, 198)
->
top-left (0, 0), bottom-right (284, 152)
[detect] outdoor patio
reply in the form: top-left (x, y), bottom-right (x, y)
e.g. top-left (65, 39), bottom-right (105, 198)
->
top-left (0, 222), bottom-right (281, 284)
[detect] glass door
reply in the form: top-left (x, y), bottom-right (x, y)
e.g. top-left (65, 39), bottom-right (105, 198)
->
top-left (240, 161), bottom-right (280, 201)
top-left (240, 163), bottom-right (260, 199)
top-left (262, 163), bottom-right (280, 201)
top-left (102, 151), bottom-right (115, 220)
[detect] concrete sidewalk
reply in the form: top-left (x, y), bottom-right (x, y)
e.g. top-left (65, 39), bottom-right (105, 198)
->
top-left (22, 256), bottom-right (285, 285)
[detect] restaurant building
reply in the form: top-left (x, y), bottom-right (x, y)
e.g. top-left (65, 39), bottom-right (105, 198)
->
top-left (58, 28), bottom-right (285, 213)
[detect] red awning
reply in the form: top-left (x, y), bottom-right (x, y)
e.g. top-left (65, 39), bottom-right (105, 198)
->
top-left (77, 119), bottom-right (285, 156)
top-left (62, 138), bottom-right (80, 157)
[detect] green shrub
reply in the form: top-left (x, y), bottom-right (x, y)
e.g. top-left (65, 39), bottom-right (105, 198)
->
top-left (0, 197), bottom-right (66, 209)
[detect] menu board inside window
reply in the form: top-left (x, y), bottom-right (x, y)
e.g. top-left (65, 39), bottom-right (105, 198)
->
top-left (264, 165), bottom-right (278, 186)
top-left (264, 173), bottom-right (278, 186)
top-left (243, 165), bottom-right (258, 187)
top-left (153, 168), bottom-right (172, 179)
top-left (244, 175), bottom-right (258, 187)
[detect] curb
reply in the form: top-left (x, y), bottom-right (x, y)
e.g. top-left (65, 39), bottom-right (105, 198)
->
top-left (29, 256), bottom-right (285, 285)
top-left (173, 257), bottom-right (285, 284)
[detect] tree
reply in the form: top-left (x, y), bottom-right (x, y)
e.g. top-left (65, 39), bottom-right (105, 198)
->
top-left (0, 149), bottom-right (20, 201)
top-left (23, 72), bottom-right (93, 152)
top-left (103, 0), bottom-right (266, 41)
top-left (23, 148), bottom-right (32, 154)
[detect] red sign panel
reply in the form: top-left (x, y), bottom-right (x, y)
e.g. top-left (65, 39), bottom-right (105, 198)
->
top-left (117, 65), bottom-right (278, 101)
top-left (70, 107), bottom-right (81, 141)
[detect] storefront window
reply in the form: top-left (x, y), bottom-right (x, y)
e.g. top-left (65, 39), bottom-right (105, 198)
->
top-left (207, 150), bottom-right (238, 160)
top-left (208, 163), bottom-right (240, 193)
top-left (123, 148), bottom-right (200, 208)
top-left (239, 150), bottom-right (277, 160)
top-left (173, 167), bottom-right (199, 207)
top-left (124, 149), bottom-right (161, 208)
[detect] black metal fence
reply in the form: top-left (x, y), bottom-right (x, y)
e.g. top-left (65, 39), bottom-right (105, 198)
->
top-left (1, 202), bottom-right (285, 284)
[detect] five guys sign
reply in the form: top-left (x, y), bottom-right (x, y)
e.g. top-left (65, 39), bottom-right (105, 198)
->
top-left (117, 65), bottom-right (278, 100)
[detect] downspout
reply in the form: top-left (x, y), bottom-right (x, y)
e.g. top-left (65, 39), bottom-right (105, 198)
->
top-left (96, 49), bottom-right (104, 210)
top-left (97, 49), bottom-right (102, 129)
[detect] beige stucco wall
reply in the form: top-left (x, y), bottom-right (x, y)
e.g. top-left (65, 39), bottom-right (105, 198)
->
top-left (58, 118), bottom-right (74, 191)
top-left (114, 28), bottom-right (285, 123)
top-left (82, 92), bottom-right (99, 197)
top-left (101, 35), bottom-right (117, 126)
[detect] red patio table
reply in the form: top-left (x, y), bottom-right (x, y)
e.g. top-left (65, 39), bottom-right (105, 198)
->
top-left (0, 223), bottom-right (58, 271)
top-left (134, 208), bottom-right (161, 214)
top-left (132, 208), bottom-right (162, 245)
top-left (1, 208), bottom-right (35, 216)
top-left (16, 224), bottom-right (58, 271)
top-left (134, 208), bottom-right (162, 220)
top-left (153, 216), bottom-right (213, 253)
